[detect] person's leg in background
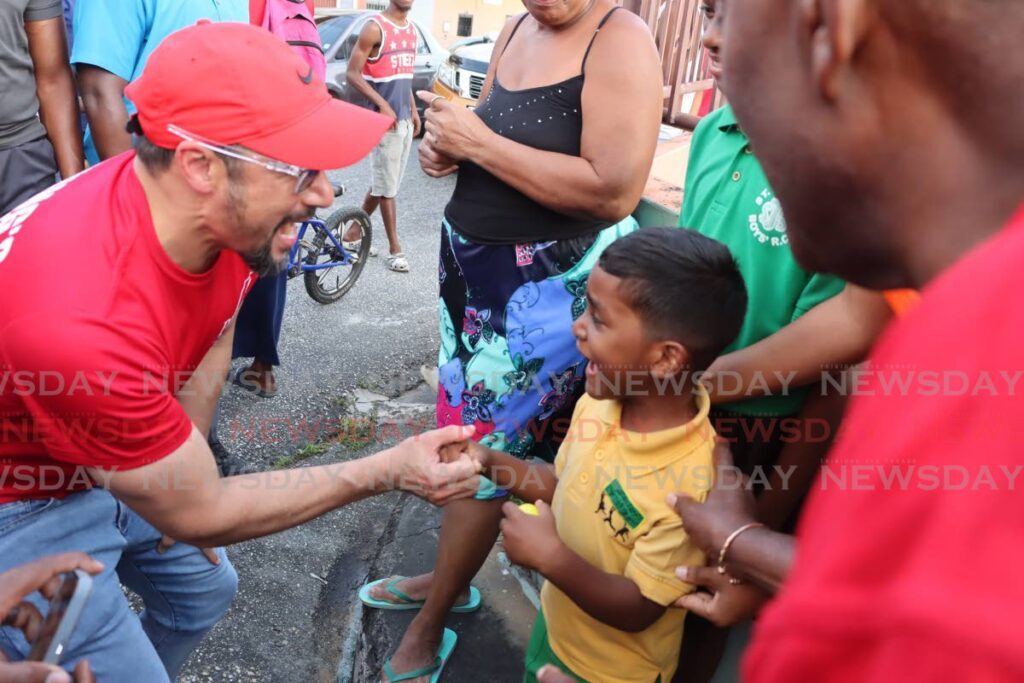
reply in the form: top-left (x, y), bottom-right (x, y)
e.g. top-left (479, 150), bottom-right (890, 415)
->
top-left (380, 119), bottom-right (414, 271)
top-left (344, 121), bottom-right (413, 271)
top-left (0, 137), bottom-right (59, 215)
top-left (344, 191), bottom-right (380, 249)
top-left (231, 271), bottom-right (287, 398)
top-left (342, 134), bottom-right (386, 251)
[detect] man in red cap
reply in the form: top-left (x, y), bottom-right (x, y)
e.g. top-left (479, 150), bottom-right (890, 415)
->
top-left (0, 21), bottom-right (482, 682)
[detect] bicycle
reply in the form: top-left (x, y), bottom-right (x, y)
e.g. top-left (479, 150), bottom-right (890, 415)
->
top-left (286, 185), bottom-right (372, 304)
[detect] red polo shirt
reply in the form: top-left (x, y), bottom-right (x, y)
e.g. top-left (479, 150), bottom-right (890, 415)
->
top-left (744, 204), bottom-right (1024, 681)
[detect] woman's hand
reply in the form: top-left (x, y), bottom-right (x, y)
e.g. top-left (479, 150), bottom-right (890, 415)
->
top-left (674, 565), bottom-right (771, 627)
top-left (416, 90), bottom-right (492, 164)
top-left (418, 132), bottom-right (459, 178)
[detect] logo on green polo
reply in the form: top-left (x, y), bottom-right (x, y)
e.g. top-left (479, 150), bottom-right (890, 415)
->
top-left (748, 189), bottom-right (789, 248)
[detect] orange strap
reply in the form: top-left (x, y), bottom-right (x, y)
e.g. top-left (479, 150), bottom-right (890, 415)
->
top-left (883, 289), bottom-right (920, 317)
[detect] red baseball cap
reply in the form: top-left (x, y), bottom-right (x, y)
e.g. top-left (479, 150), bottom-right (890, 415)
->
top-left (126, 20), bottom-right (391, 170)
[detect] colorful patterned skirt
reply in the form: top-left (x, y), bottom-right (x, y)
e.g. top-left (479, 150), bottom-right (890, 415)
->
top-left (436, 217), bottom-right (639, 464)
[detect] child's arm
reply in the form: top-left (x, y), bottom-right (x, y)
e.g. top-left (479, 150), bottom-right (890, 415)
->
top-left (473, 443), bottom-right (559, 504)
top-left (501, 502), bottom-right (666, 633)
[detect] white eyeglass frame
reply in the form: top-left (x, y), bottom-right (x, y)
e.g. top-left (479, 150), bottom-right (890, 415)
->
top-left (166, 124), bottom-right (318, 194)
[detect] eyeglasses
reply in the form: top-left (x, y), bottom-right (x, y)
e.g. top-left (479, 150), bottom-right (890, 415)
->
top-left (166, 124), bottom-right (320, 194)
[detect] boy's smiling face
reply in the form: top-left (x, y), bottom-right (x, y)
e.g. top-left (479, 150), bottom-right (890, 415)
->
top-left (572, 265), bottom-right (658, 401)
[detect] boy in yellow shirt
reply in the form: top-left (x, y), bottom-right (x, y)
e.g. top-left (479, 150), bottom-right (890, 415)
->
top-left (472, 227), bottom-right (748, 682)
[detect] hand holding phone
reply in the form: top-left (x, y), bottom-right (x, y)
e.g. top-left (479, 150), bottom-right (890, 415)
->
top-left (0, 553), bottom-right (103, 681)
top-left (25, 569), bottom-right (94, 664)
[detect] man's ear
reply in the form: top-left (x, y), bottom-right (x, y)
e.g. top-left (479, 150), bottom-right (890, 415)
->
top-left (174, 142), bottom-right (218, 195)
top-left (803, 0), bottom-right (876, 101)
top-left (650, 341), bottom-right (690, 382)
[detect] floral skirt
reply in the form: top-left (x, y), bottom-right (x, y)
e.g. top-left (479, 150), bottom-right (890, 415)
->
top-left (436, 217), bottom-right (639, 463)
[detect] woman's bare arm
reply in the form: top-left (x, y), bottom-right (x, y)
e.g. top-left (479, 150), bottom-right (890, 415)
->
top-left (423, 12), bottom-right (663, 221)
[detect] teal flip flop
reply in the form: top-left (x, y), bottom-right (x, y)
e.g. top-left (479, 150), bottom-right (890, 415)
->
top-left (358, 577), bottom-right (481, 613)
top-left (383, 628), bottom-right (457, 682)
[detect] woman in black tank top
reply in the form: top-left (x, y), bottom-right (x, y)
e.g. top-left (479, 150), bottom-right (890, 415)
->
top-left (363, 2), bottom-right (663, 678)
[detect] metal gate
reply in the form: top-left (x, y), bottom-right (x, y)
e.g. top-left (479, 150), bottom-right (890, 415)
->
top-left (618, 0), bottom-right (723, 125)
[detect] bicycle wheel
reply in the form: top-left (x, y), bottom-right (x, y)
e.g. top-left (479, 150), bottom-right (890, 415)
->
top-left (303, 207), bottom-right (371, 304)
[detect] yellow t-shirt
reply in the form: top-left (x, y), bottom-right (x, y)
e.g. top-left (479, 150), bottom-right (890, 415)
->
top-left (541, 387), bottom-right (714, 683)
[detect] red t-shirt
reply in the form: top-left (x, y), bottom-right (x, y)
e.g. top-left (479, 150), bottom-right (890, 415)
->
top-left (0, 153), bottom-right (255, 503)
top-left (744, 205), bottom-right (1024, 681)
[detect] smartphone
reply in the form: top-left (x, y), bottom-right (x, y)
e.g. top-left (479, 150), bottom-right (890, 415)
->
top-left (25, 569), bottom-right (93, 665)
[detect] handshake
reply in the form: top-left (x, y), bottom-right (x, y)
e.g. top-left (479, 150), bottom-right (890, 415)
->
top-left (380, 425), bottom-right (490, 506)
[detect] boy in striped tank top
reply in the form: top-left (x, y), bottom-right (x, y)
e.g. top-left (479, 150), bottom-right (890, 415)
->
top-left (344, 0), bottom-right (421, 273)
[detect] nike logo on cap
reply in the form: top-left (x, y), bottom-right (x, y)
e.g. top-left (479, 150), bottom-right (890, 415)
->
top-left (299, 66), bottom-right (314, 84)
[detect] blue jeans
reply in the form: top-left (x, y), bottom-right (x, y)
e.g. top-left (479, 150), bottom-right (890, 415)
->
top-left (0, 490), bottom-right (238, 682)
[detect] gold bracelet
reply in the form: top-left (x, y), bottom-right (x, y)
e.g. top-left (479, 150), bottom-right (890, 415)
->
top-left (716, 522), bottom-right (765, 575)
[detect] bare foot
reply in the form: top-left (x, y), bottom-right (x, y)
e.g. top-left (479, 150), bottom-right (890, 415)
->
top-left (382, 621), bottom-right (444, 683)
top-left (368, 573), bottom-right (469, 607)
top-left (343, 220), bottom-right (363, 243)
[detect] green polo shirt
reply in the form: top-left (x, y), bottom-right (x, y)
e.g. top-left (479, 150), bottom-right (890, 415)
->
top-left (680, 105), bottom-right (844, 417)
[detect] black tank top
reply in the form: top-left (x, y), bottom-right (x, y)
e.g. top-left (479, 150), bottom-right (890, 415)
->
top-left (444, 8), bottom-right (620, 245)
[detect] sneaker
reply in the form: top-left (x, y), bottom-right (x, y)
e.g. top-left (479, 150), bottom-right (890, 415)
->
top-left (209, 440), bottom-right (254, 477)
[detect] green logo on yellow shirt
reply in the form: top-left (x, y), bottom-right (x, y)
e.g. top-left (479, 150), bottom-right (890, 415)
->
top-left (598, 480), bottom-right (645, 538)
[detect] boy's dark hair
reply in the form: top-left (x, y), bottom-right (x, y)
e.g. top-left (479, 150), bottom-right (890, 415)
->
top-left (597, 227), bottom-right (747, 371)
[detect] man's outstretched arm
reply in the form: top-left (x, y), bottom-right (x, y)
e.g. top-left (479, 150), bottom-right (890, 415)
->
top-left (90, 424), bottom-right (481, 548)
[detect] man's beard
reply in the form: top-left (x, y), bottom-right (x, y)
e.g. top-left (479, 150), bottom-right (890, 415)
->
top-left (241, 238), bottom-right (284, 278)
top-left (229, 179), bottom-right (312, 277)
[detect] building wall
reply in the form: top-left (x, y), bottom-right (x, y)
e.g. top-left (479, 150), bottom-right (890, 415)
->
top-left (314, 0), bottom-right (516, 46)
top-left (430, 0), bottom-right (522, 47)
